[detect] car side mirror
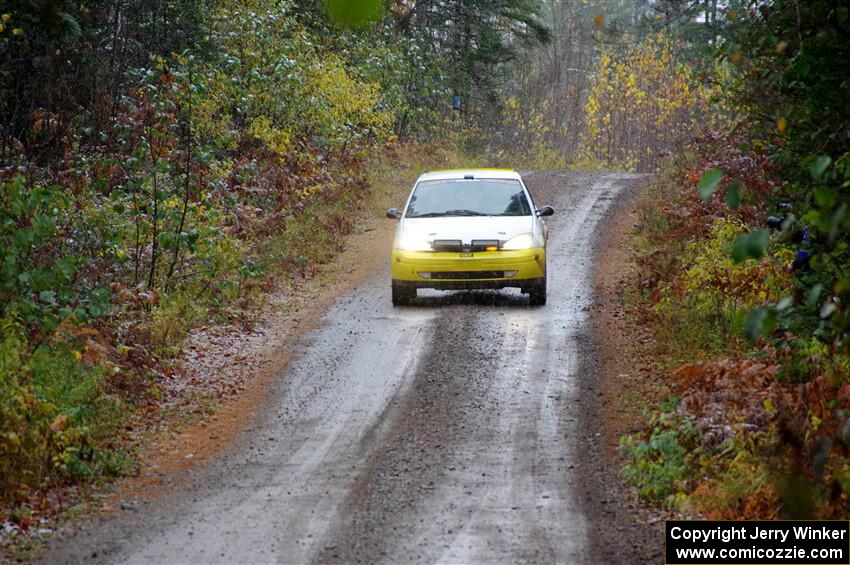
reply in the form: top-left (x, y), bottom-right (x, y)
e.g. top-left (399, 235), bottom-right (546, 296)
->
top-left (536, 205), bottom-right (554, 217)
top-left (386, 207), bottom-right (402, 220)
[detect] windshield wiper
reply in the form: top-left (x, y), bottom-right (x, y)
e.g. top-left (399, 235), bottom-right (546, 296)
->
top-left (407, 209), bottom-right (491, 218)
top-left (407, 212), bottom-right (449, 218)
top-left (444, 209), bottom-right (490, 216)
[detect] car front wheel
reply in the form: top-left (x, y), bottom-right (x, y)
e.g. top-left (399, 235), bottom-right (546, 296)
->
top-left (391, 280), bottom-right (415, 306)
top-left (527, 276), bottom-right (547, 306)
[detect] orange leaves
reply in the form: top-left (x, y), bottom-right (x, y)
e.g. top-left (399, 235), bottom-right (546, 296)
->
top-left (31, 117), bottom-right (58, 135)
top-left (49, 414), bottom-right (69, 433)
top-left (665, 346), bottom-right (850, 518)
top-left (687, 168), bottom-right (702, 186)
top-left (671, 358), bottom-right (776, 397)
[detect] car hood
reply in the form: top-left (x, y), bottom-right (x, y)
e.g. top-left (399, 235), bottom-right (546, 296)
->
top-left (401, 216), bottom-right (533, 243)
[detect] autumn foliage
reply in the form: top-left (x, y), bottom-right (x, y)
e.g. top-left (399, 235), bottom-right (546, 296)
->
top-left (622, 124), bottom-right (850, 519)
top-left (580, 33), bottom-right (727, 171)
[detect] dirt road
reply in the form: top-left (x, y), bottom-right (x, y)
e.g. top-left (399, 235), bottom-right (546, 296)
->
top-left (43, 172), bottom-right (649, 564)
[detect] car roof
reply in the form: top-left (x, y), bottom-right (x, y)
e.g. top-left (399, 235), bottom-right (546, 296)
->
top-left (417, 169), bottom-right (521, 182)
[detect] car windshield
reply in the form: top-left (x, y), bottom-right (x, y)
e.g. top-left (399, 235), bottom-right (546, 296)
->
top-left (405, 178), bottom-right (531, 218)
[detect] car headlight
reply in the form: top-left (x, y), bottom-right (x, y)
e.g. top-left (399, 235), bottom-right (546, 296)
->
top-left (394, 231), bottom-right (432, 251)
top-left (502, 232), bottom-right (538, 250)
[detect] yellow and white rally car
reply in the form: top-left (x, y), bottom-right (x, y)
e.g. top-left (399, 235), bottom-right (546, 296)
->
top-left (386, 169), bottom-right (554, 306)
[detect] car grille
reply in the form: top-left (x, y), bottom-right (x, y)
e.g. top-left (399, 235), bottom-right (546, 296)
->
top-left (426, 271), bottom-right (515, 280)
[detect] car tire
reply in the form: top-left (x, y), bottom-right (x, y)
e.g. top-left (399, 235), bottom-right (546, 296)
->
top-left (528, 276), bottom-right (547, 306)
top-left (392, 280), bottom-right (415, 306)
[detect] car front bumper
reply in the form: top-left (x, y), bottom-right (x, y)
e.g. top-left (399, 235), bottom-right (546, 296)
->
top-left (391, 248), bottom-right (546, 289)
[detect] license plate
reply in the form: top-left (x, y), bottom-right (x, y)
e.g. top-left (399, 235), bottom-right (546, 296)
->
top-left (459, 253), bottom-right (474, 258)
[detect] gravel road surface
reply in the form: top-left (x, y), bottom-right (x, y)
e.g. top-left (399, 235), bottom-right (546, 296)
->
top-left (42, 171), bottom-right (644, 565)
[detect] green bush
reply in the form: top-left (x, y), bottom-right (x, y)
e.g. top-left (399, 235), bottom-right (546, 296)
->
top-left (1, 174), bottom-right (126, 506)
top-left (1, 177), bottom-right (110, 334)
top-left (621, 400), bottom-right (698, 506)
top-left (621, 426), bottom-right (691, 505)
top-left (0, 317), bottom-right (123, 504)
top-left (652, 218), bottom-right (794, 358)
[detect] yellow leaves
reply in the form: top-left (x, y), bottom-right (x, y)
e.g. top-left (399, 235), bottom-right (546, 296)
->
top-left (50, 414), bottom-right (69, 433)
top-left (5, 431), bottom-right (20, 447)
top-left (672, 218), bottom-right (793, 319)
top-left (152, 55), bottom-right (168, 71)
top-left (249, 116), bottom-right (292, 158)
top-left (580, 31), bottom-right (726, 170)
top-left (593, 14), bottom-right (604, 28)
top-left (191, 8), bottom-right (389, 159)
top-left (0, 14), bottom-right (19, 35)
top-left (301, 184), bottom-right (322, 198)
top-left (777, 116), bottom-right (788, 134)
top-left (730, 51), bottom-right (743, 64)
top-left (172, 52), bottom-right (189, 67)
top-left (307, 62), bottom-right (367, 119)
top-left (810, 413), bottom-right (823, 432)
top-left (499, 91), bottom-right (565, 168)
top-left (301, 53), bottom-right (392, 143)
